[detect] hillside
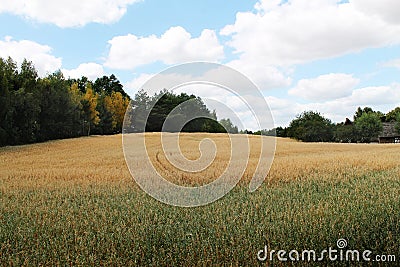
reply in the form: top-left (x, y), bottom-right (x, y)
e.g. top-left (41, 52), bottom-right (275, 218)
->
top-left (1, 134), bottom-right (399, 265)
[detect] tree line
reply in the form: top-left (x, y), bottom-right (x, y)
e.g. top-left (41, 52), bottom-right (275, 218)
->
top-left (0, 57), bottom-right (130, 146)
top-left (259, 107), bottom-right (400, 143)
top-left (126, 89), bottom-right (238, 134)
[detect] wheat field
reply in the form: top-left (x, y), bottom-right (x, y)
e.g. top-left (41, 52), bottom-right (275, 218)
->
top-left (2, 133), bottom-right (399, 188)
top-left (1, 134), bottom-right (399, 266)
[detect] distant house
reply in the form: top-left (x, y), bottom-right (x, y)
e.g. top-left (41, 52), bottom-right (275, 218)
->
top-left (379, 122), bottom-right (400, 143)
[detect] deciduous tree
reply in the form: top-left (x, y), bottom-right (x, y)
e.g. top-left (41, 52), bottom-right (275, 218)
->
top-left (103, 91), bottom-right (130, 133)
top-left (81, 85), bottom-right (100, 136)
top-left (287, 111), bottom-right (334, 142)
top-left (354, 112), bottom-right (382, 143)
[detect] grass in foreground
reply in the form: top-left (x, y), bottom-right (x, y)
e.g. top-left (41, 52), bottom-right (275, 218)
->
top-left (1, 134), bottom-right (399, 266)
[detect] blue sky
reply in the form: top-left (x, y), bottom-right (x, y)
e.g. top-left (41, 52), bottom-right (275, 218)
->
top-left (1, 0), bottom-right (400, 128)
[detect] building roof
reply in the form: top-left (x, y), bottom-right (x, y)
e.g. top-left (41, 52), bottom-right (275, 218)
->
top-left (379, 122), bottom-right (400, 138)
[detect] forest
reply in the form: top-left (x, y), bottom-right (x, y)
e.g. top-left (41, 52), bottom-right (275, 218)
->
top-left (0, 57), bottom-right (131, 146)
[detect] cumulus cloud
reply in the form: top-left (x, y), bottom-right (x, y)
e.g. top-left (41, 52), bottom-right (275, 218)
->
top-left (0, 0), bottom-right (140, 27)
top-left (0, 36), bottom-right (61, 76)
top-left (289, 73), bottom-right (359, 101)
top-left (62, 63), bottom-right (104, 81)
top-left (347, 85), bottom-right (400, 106)
top-left (298, 85), bottom-right (400, 123)
top-left (227, 59), bottom-right (292, 90)
top-left (220, 0), bottom-right (400, 66)
top-left (104, 26), bottom-right (224, 70)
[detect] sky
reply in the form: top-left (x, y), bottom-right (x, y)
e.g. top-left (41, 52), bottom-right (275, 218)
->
top-left (1, 0), bottom-right (400, 129)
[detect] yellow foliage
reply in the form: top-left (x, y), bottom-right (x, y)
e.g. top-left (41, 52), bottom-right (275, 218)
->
top-left (83, 85), bottom-right (100, 126)
top-left (104, 92), bottom-right (129, 131)
top-left (68, 82), bottom-right (82, 109)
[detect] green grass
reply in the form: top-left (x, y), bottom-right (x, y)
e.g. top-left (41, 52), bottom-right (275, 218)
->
top-left (1, 169), bottom-right (399, 266)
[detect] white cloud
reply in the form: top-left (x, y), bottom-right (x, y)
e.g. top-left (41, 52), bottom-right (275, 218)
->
top-left (265, 96), bottom-right (303, 126)
top-left (347, 85), bottom-right (400, 106)
top-left (227, 59), bottom-right (292, 90)
top-left (289, 73), bottom-right (359, 101)
top-left (298, 85), bottom-right (400, 123)
top-left (352, 0), bottom-right (400, 24)
top-left (124, 73), bottom-right (156, 97)
top-left (221, 0), bottom-right (400, 66)
top-left (0, 0), bottom-right (140, 27)
top-left (104, 26), bottom-right (224, 70)
top-left (0, 36), bottom-right (61, 76)
top-left (62, 63), bottom-right (104, 81)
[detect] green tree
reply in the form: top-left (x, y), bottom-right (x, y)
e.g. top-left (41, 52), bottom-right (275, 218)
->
top-left (129, 90), bottom-right (226, 133)
top-left (68, 83), bottom-right (84, 136)
top-left (128, 90), bottom-right (150, 133)
top-left (95, 96), bottom-right (114, 135)
top-left (253, 128), bottom-right (275, 136)
top-left (0, 58), bottom-right (41, 145)
top-left (386, 107), bottom-right (400, 122)
top-left (354, 106), bottom-right (385, 122)
top-left (287, 111), bottom-right (334, 142)
top-left (7, 88), bottom-right (41, 144)
top-left (3, 57), bottom-right (18, 91)
top-left (18, 59), bottom-right (38, 92)
top-left (354, 107), bottom-right (374, 121)
top-left (146, 91), bottom-right (211, 132)
top-left (354, 112), bottom-right (383, 143)
top-left (334, 124), bottom-right (357, 143)
top-left (93, 74), bottom-right (128, 98)
top-left (219, 118), bottom-right (238, 134)
top-left (201, 110), bottom-right (225, 133)
top-left (276, 126), bottom-right (288, 137)
top-left (0, 58), bottom-right (12, 145)
top-left (67, 76), bottom-right (91, 93)
top-left (38, 71), bottom-right (79, 141)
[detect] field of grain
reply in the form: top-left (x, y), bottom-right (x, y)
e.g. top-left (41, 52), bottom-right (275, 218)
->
top-left (1, 134), bottom-right (399, 266)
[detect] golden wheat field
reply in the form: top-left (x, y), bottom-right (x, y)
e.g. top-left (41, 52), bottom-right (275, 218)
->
top-left (1, 134), bottom-right (399, 266)
top-left (1, 133), bottom-right (399, 189)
